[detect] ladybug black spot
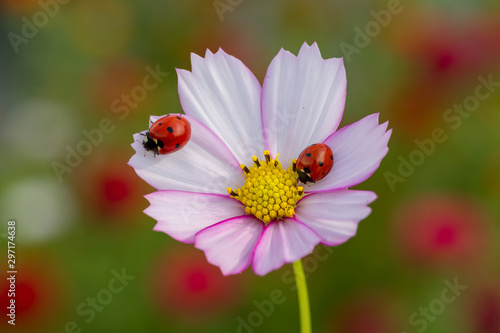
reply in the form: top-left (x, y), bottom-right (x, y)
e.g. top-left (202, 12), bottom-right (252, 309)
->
top-left (306, 153), bottom-right (311, 157)
top-left (303, 167), bottom-right (311, 174)
top-left (176, 116), bottom-right (181, 120)
top-left (330, 155), bottom-right (333, 160)
top-left (175, 143), bottom-right (180, 148)
top-left (167, 127), bottom-right (174, 133)
top-left (318, 161), bottom-right (323, 167)
top-left (322, 172), bottom-right (325, 175)
top-left (158, 122), bottom-right (162, 126)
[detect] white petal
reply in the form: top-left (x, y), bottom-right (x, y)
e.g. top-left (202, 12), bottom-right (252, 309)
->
top-left (128, 114), bottom-right (243, 194)
top-left (308, 113), bottom-right (392, 192)
top-left (262, 42), bottom-right (346, 164)
top-left (252, 219), bottom-right (320, 276)
top-left (195, 215), bottom-right (263, 275)
top-left (295, 190), bottom-right (376, 246)
top-left (177, 49), bottom-right (265, 165)
top-left (145, 191), bottom-right (245, 243)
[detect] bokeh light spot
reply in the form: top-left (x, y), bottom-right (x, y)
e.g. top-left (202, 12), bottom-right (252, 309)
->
top-left (185, 271), bottom-right (208, 292)
top-left (150, 247), bottom-right (245, 322)
top-left (434, 224), bottom-right (456, 247)
top-left (0, 177), bottom-right (76, 245)
top-left (394, 194), bottom-right (491, 267)
top-left (102, 177), bottom-right (129, 203)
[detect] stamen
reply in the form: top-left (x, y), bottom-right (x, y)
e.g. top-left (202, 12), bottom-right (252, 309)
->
top-left (264, 150), bottom-right (271, 163)
top-left (292, 158), bottom-right (297, 172)
top-left (252, 155), bottom-right (261, 167)
top-left (240, 164), bottom-right (250, 174)
top-left (227, 151), bottom-right (304, 225)
top-left (226, 187), bottom-right (238, 197)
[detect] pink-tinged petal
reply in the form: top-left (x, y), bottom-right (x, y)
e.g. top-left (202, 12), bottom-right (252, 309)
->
top-left (308, 113), bottom-right (392, 192)
top-left (128, 114), bottom-right (243, 194)
top-left (195, 216), bottom-right (264, 276)
top-left (261, 42), bottom-right (346, 164)
top-left (145, 191), bottom-right (245, 243)
top-left (295, 190), bottom-right (377, 246)
top-left (252, 219), bottom-right (320, 276)
top-left (177, 49), bottom-right (265, 165)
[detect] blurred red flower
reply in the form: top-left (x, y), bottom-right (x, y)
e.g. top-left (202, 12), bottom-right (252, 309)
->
top-left (384, 9), bottom-right (500, 138)
top-left (394, 194), bottom-right (491, 268)
top-left (0, 258), bottom-right (65, 330)
top-left (74, 148), bottom-right (148, 223)
top-left (149, 246), bottom-right (244, 321)
top-left (386, 10), bottom-right (500, 78)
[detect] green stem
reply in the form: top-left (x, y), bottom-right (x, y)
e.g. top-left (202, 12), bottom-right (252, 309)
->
top-left (293, 259), bottom-right (312, 333)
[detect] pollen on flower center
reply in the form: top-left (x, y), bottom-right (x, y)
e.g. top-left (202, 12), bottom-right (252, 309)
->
top-left (227, 151), bottom-right (304, 225)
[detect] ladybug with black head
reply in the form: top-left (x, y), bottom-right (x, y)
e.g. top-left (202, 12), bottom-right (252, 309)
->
top-left (142, 114), bottom-right (191, 156)
top-left (296, 143), bottom-right (334, 184)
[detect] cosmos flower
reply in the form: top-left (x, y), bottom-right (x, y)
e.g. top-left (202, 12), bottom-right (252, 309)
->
top-left (129, 42), bottom-right (391, 276)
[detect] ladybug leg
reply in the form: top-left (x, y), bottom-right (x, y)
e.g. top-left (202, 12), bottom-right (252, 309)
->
top-left (136, 139), bottom-right (146, 157)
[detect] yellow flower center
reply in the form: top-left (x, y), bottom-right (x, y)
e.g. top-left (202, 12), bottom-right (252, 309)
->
top-left (227, 151), bottom-right (304, 225)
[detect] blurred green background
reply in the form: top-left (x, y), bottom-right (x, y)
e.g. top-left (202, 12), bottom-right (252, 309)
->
top-left (1, 0), bottom-right (500, 332)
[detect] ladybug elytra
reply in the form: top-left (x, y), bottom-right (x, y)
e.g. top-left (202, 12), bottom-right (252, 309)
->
top-left (296, 143), bottom-right (334, 184)
top-left (142, 114), bottom-right (191, 156)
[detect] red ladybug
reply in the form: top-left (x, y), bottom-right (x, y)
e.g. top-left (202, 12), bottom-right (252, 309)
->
top-left (142, 115), bottom-right (191, 156)
top-left (296, 143), bottom-right (334, 183)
